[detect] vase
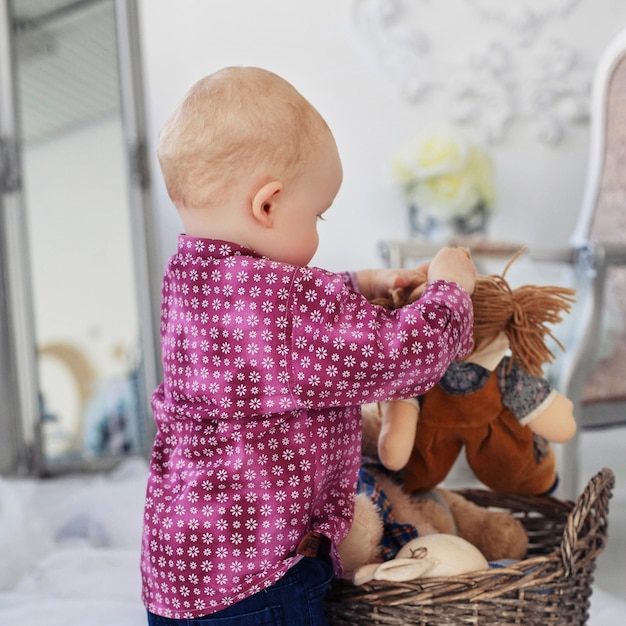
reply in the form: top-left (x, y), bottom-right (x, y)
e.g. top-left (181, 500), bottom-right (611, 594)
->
top-left (408, 202), bottom-right (489, 241)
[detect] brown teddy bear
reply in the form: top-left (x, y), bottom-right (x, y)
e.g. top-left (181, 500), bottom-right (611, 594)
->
top-left (337, 403), bottom-right (529, 579)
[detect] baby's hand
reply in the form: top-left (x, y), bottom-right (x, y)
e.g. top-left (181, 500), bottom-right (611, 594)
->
top-left (428, 247), bottom-right (477, 295)
top-left (355, 268), bottom-right (427, 301)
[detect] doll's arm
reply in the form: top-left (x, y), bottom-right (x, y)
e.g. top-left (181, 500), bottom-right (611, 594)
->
top-left (503, 362), bottom-right (577, 444)
top-left (526, 392), bottom-right (577, 443)
top-left (378, 399), bottom-right (419, 471)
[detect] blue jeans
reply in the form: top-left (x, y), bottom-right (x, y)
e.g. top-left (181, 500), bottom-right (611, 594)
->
top-left (146, 557), bottom-right (333, 626)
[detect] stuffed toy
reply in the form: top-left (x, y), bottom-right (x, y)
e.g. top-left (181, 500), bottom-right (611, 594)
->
top-left (337, 251), bottom-right (575, 583)
top-left (337, 403), bottom-right (529, 581)
top-left (352, 534), bottom-right (490, 586)
top-left (375, 251), bottom-right (578, 496)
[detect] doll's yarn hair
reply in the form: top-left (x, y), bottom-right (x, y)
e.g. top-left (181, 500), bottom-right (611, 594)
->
top-left (472, 253), bottom-right (576, 376)
top-left (373, 249), bottom-right (576, 376)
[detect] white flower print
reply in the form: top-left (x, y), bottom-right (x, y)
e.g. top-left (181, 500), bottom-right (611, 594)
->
top-left (142, 236), bottom-right (473, 620)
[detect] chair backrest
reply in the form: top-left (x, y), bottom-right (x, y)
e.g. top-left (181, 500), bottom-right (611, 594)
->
top-left (570, 27), bottom-right (626, 409)
top-left (572, 27), bottom-right (626, 247)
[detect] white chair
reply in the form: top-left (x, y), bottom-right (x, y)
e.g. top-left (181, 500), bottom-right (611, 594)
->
top-left (379, 26), bottom-right (626, 500)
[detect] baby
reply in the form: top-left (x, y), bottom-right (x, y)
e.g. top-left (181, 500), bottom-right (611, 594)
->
top-left (141, 66), bottom-right (476, 625)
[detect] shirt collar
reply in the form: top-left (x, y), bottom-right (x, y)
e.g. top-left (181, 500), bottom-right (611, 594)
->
top-left (178, 234), bottom-right (262, 259)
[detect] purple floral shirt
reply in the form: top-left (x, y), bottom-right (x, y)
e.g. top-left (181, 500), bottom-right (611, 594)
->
top-left (141, 235), bottom-right (473, 618)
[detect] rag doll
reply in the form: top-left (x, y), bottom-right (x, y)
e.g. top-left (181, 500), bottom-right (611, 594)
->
top-left (375, 251), bottom-right (577, 496)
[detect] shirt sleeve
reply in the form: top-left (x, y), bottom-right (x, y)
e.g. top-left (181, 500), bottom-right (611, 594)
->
top-left (339, 271), bottom-right (359, 292)
top-left (286, 267), bottom-right (473, 409)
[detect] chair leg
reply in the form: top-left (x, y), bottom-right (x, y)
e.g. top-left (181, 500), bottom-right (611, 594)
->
top-left (555, 433), bottom-right (581, 500)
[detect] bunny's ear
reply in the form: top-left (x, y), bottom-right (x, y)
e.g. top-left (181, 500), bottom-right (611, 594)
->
top-left (352, 563), bottom-right (381, 586)
top-left (373, 557), bottom-right (433, 582)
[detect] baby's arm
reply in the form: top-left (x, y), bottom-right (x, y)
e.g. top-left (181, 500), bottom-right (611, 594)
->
top-left (354, 268), bottom-right (426, 301)
top-left (427, 247), bottom-right (476, 295)
top-left (355, 247), bottom-right (476, 300)
top-left (377, 399), bottom-right (419, 471)
top-left (526, 393), bottom-right (577, 442)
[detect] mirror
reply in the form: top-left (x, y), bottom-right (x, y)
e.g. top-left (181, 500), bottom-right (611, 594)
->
top-left (8, 0), bottom-right (153, 467)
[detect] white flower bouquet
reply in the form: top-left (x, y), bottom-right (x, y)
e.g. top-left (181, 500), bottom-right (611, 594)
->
top-left (392, 128), bottom-right (496, 236)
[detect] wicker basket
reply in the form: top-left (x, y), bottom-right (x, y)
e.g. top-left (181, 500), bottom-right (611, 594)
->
top-left (325, 468), bottom-right (615, 626)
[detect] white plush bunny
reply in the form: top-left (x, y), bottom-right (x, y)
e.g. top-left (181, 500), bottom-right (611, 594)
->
top-left (353, 534), bottom-right (489, 586)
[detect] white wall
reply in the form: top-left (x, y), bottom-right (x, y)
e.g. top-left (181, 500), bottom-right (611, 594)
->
top-left (136, 0), bottom-right (626, 273)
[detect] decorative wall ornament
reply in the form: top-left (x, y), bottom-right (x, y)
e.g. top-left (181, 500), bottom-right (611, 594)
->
top-left (353, 0), bottom-right (591, 145)
top-left (467, 0), bottom-right (583, 45)
top-left (445, 42), bottom-right (516, 144)
top-left (527, 40), bottom-right (591, 145)
top-left (352, 0), bottom-right (436, 102)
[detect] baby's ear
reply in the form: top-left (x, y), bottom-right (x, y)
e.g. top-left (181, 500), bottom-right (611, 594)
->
top-left (251, 181), bottom-right (283, 227)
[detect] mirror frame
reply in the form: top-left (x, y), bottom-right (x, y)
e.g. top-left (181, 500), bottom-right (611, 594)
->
top-left (0, 0), bottom-right (160, 476)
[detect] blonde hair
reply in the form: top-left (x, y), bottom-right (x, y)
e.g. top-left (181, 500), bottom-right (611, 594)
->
top-left (373, 250), bottom-right (576, 376)
top-left (157, 66), bottom-right (334, 210)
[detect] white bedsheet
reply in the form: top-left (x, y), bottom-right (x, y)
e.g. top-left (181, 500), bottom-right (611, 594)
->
top-left (0, 458), bottom-right (623, 626)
